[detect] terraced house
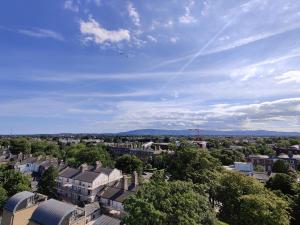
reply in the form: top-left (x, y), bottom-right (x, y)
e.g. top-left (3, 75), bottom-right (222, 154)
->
top-left (56, 162), bottom-right (123, 204)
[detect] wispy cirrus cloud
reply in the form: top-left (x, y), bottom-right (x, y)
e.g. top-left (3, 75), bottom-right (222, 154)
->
top-left (275, 71), bottom-right (300, 84)
top-left (18, 28), bottom-right (64, 41)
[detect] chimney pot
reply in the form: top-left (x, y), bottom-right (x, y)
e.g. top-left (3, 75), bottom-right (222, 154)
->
top-left (123, 175), bottom-right (128, 191)
top-left (132, 171), bottom-right (138, 186)
top-left (80, 163), bottom-right (88, 172)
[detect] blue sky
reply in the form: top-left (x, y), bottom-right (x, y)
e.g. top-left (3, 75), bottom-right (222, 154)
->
top-left (0, 0), bottom-right (300, 134)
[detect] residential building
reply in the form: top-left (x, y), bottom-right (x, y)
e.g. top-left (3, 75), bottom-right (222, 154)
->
top-left (108, 146), bottom-right (162, 161)
top-left (98, 171), bottom-right (139, 213)
top-left (223, 162), bottom-right (253, 175)
top-left (246, 155), bottom-right (273, 171)
top-left (1, 191), bottom-right (47, 225)
top-left (56, 163), bottom-right (123, 204)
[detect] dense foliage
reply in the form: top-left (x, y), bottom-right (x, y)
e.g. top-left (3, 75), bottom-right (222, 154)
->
top-left (215, 172), bottom-right (290, 225)
top-left (272, 160), bottom-right (290, 173)
top-left (115, 154), bottom-right (143, 174)
top-left (167, 142), bottom-right (222, 188)
top-left (210, 149), bottom-right (245, 165)
top-left (38, 165), bottom-right (59, 198)
top-left (0, 165), bottom-right (31, 209)
top-left (123, 180), bottom-right (217, 225)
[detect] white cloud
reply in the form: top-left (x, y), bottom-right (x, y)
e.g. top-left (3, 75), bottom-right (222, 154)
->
top-left (150, 20), bottom-right (174, 30)
top-left (18, 28), bottom-right (64, 41)
top-left (275, 70), bottom-right (300, 84)
top-left (80, 18), bottom-right (130, 44)
top-left (170, 37), bottom-right (179, 43)
top-left (64, 0), bottom-right (79, 12)
top-left (147, 35), bottom-right (157, 43)
top-left (179, 0), bottom-right (197, 24)
top-left (105, 97), bottom-right (300, 132)
top-left (127, 2), bottom-right (140, 26)
top-left (179, 11), bottom-right (197, 24)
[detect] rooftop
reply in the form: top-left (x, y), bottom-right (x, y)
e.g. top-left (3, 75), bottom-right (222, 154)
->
top-left (30, 199), bottom-right (84, 225)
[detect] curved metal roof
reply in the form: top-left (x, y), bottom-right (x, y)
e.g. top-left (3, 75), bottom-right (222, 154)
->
top-left (30, 199), bottom-right (76, 225)
top-left (4, 191), bottom-right (34, 213)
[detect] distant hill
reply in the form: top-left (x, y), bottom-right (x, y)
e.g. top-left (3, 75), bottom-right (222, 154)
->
top-left (117, 129), bottom-right (300, 137)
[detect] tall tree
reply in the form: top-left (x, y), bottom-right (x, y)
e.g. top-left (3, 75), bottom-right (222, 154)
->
top-left (115, 154), bottom-right (143, 174)
top-left (239, 193), bottom-right (290, 225)
top-left (0, 166), bottom-right (31, 197)
top-left (38, 166), bottom-right (58, 198)
top-left (266, 173), bottom-right (298, 195)
top-left (0, 186), bottom-right (7, 209)
top-left (215, 171), bottom-right (265, 224)
top-left (272, 160), bottom-right (290, 174)
top-left (123, 180), bottom-right (217, 225)
top-left (167, 143), bottom-right (222, 188)
top-left (10, 138), bottom-right (31, 154)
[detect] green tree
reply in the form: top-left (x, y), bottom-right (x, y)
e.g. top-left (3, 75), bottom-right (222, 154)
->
top-left (151, 169), bottom-right (166, 182)
top-left (123, 180), bottom-right (217, 225)
top-left (272, 160), bottom-right (290, 173)
top-left (45, 143), bottom-right (61, 158)
top-left (210, 149), bottom-right (245, 165)
top-left (215, 171), bottom-right (265, 224)
top-left (0, 166), bottom-right (31, 197)
top-left (10, 138), bottom-right (31, 154)
top-left (0, 185), bottom-right (7, 209)
top-left (291, 192), bottom-right (300, 225)
top-left (266, 173), bottom-right (298, 195)
top-left (38, 166), bottom-right (58, 198)
top-left (0, 139), bottom-right (10, 148)
top-left (239, 193), bottom-right (290, 225)
top-left (31, 140), bottom-right (47, 154)
top-left (115, 154), bottom-right (143, 174)
top-left (167, 144), bottom-right (222, 188)
top-left (74, 145), bottom-right (114, 167)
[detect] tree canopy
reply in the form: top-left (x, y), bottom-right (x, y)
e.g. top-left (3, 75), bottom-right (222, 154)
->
top-left (272, 160), bottom-right (290, 174)
top-left (123, 180), bottom-right (217, 225)
top-left (239, 193), bottom-right (290, 225)
top-left (38, 166), bottom-right (59, 198)
top-left (115, 154), bottom-right (143, 174)
top-left (167, 143), bottom-right (222, 188)
top-left (266, 173), bottom-right (298, 195)
top-left (215, 171), bottom-right (265, 224)
top-left (0, 166), bottom-right (31, 205)
top-left (10, 137), bottom-right (31, 154)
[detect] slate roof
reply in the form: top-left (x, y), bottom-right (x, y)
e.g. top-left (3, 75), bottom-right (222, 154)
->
top-left (94, 167), bottom-right (114, 175)
top-left (73, 171), bottom-right (101, 183)
top-left (20, 157), bottom-right (37, 164)
top-left (92, 215), bottom-right (121, 225)
top-left (4, 191), bottom-right (34, 213)
top-left (30, 199), bottom-right (76, 225)
top-left (99, 187), bottom-right (136, 203)
top-left (59, 167), bottom-right (80, 178)
top-left (98, 179), bottom-right (139, 203)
